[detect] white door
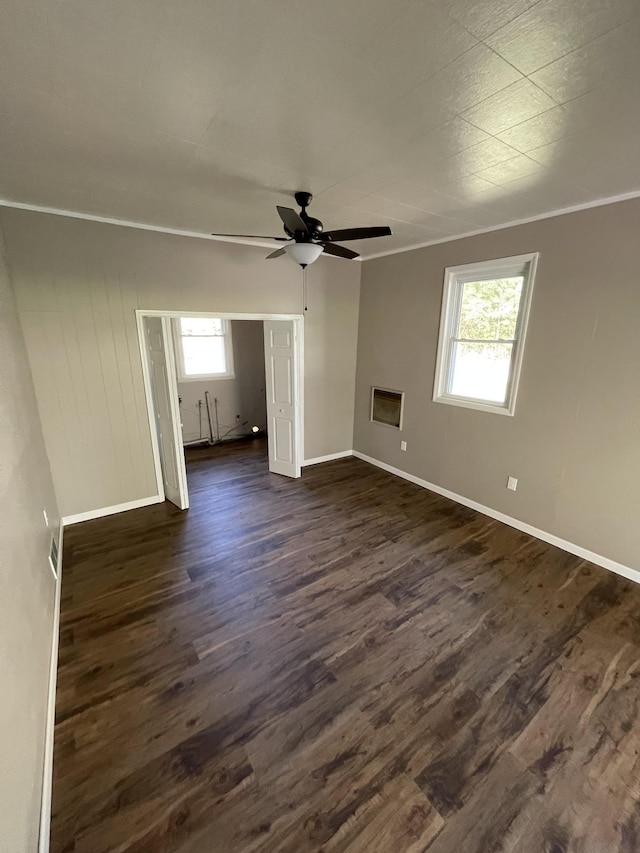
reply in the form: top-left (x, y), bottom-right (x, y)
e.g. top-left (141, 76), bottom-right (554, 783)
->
top-left (263, 320), bottom-right (300, 478)
top-left (144, 316), bottom-right (189, 509)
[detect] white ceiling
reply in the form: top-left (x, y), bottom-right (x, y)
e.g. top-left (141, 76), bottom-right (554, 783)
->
top-left (1, 0), bottom-right (640, 258)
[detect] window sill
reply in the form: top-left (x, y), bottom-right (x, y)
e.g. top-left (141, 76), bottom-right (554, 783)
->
top-left (177, 373), bottom-right (236, 383)
top-left (433, 394), bottom-right (515, 416)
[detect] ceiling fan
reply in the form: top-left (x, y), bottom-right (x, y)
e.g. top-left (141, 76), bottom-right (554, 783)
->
top-left (211, 191), bottom-right (392, 267)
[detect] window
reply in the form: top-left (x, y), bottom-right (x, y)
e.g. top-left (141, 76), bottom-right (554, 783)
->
top-left (371, 387), bottom-right (404, 429)
top-left (174, 317), bottom-right (234, 381)
top-left (433, 253), bottom-right (537, 415)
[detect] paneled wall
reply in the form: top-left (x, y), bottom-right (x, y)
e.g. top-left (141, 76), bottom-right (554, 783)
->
top-left (1, 209), bottom-right (360, 518)
top-left (0, 234), bottom-right (59, 852)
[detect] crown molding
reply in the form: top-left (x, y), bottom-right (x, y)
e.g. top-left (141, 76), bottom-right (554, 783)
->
top-left (362, 188), bottom-right (640, 261)
top-left (0, 200), bottom-right (281, 250)
top-left (0, 199), bottom-right (350, 261)
top-left (2, 187), bottom-right (640, 262)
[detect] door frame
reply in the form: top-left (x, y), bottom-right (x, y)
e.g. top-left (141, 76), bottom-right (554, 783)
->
top-left (135, 309), bottom-right (305, 503)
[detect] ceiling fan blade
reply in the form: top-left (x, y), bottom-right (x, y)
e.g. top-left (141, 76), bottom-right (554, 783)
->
top-left (277, 206), bottom-right (308, 235)
top-left (321, 226), bottom-right (392, 242)
top-left (265, 248), bottom-right (286, 259)
top-left (322, 242), bottom-right (359, 260)
top-left (211, 233), bottom-right (289, 240)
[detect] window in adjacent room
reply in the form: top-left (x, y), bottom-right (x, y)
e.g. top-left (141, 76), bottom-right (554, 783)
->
top-left (174, 316), bottom-right (234, 380)
top-left (433, 253), bottom-right (538, 415)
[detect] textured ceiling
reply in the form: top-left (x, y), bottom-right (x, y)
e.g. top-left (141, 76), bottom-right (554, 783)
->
top-left (1, 0), bottom-right (640, 258)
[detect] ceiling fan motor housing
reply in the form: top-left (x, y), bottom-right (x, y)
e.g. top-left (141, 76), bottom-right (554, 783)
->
top-left (300, 215), bottom-right (323, 239)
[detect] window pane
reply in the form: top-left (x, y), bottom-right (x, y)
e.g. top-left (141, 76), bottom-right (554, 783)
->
top-left (458, 277), bottom-right (523, 341)
top-left (180, 317), bottom-right (223, 336)
top-left (449, 342), bottom-right (513, 403)
top-left (182, 336), bottom-right (226, 375)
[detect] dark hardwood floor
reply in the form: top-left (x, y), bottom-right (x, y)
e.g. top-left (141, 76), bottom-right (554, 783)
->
top-left (52, 438), bottom-right (640, 852)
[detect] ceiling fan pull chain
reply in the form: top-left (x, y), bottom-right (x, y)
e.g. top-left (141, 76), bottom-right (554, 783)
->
top-left (303, 266), bottom-right (308, 312)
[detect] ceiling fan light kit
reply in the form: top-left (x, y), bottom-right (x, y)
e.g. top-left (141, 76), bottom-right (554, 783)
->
top-left (211, 190), bottom-right (393, 267)
top-left (284, 242), bottom-right (324, 267)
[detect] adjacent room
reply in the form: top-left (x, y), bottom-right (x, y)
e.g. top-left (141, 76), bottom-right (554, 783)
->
top-left (143, 313), bottom-right (271, 510)
top-left (1, 1), bottom-right (639, 852)
top-left (174, 318), bottom-right (267, 449)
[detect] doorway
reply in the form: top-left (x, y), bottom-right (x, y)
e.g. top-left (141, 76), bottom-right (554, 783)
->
top-left (176, 317), bottom-right (266, 449)
top-left (136, 310), bottom-right (304, 510)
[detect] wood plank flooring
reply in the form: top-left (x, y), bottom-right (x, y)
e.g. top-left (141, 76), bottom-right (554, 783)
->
top-left (52, 438), bottom-right (640, 852)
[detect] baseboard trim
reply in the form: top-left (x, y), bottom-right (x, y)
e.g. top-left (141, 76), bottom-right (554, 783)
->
top-left (352, 451), bottom-right (639, 585)
top-left (38, 523), bottom-right (63, 853)
top-left (62, 495), bottom-right (163, 526)
top-left (302, 450), bottom-right (353, 467)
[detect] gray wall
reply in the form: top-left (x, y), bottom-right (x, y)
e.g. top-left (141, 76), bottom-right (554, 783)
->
top-left (176, 320), bottom-right (266, 443)
top-left (354, 197), bottom-right (640, 569)
top-left (1, 208), bottom-right (361, 518)
top-left (0, 233), bottom-right (59, 852)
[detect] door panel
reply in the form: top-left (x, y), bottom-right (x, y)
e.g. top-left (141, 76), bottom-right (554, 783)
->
top-left (152, 360), bottom-right (180, 496)
top-left (264, 320), bottom-right (300, 478)
top-left (274, 417), bottom-right (294, 465)
top-left (272, 356), bottom-right (292, 405)
top-left (145, 316), bottom-right (189, 509)
top-left (271, 328), bottom-right (291, 348)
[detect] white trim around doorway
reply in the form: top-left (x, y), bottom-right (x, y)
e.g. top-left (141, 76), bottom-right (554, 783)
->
top-left (135, 309), bottom-right (305, 507)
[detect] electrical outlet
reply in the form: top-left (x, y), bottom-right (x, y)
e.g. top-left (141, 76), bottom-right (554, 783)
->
top-left (507, 476), bottom-right (518, 491)
top-left (400, 440), bottom-right (407, 451)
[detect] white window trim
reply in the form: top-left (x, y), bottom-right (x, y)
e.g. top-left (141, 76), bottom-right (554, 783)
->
top-left (432, 252), bottom-right (538, 416)
top-left (173, 317), bottom-right (235, 382)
